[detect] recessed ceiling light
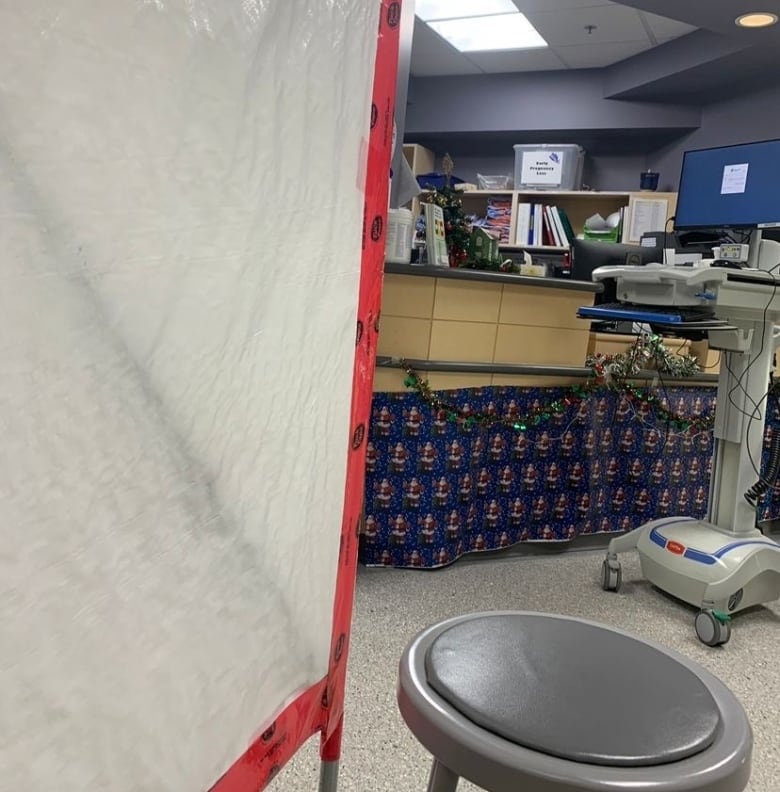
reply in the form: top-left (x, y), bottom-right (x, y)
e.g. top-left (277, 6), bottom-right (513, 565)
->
top-left (428, 12), bottom-right (548, 52)
top-left (735, 12), bottom-right (778, 27)
top-left (416, 0), bottom-right (518, 22)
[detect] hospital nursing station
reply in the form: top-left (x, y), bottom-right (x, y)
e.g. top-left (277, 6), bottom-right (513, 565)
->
top-left (369, 3), bottom-right (780, 792)
top-left (376, 1), bottom-right (780, 641)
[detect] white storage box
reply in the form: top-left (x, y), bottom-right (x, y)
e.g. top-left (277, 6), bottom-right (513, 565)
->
top-left (513, 144), bottom-right (585, 191)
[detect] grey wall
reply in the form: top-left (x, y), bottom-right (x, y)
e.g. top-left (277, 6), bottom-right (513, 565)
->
top-left (584, 155), bottom-right (649, 191)
top-left (406, 70), bottom-right (780, 190)
top-left (442, 155), bottom-right (514, 186)
top-left (649, 83), bottom-right (780, 191)
top-left (406, 71), bottom-right (700, 135)
top-left (405, 70), bottom-right (697, 191)
top-left (406, 71), bottom-right (780, 193)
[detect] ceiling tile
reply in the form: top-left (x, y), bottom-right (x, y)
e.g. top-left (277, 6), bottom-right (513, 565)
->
top-left (466, 48), bottom-right (568, 72)
top-left (410, 17), bottom-right (482, 76)
top-left (525, 4), bottom-right (650, 46)
top-left (410, 2), bottom-right (698, 77)
top-left (638, 11), bottom-right (697, 42)
top-left (554, 39), bottom-right (651, 67)
top-left (514, 0), bottom-right (617, 10)
top-left (411, 17), bottom-right (456, 55)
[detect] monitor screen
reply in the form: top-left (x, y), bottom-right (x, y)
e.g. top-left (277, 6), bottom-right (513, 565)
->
top-left (571, 239), bottom-right (662, 282)
top-left (675, 139), bottom-right (780, 230)
top-left (571, 238), bottom-right (662, 304)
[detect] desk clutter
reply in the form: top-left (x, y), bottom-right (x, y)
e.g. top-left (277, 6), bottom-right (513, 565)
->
top-left (399, 145), bottom-right (677, 279)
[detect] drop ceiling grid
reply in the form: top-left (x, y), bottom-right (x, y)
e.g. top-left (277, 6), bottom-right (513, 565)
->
top-left (410, 17), bottom-right (482, 76)
top-left (409, 2), bottom-right (699, 75)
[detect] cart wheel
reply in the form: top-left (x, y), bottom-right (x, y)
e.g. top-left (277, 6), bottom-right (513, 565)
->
top-left (601, 558), bottom-right (622, 592)
top-left (695, 610), bottom-right (731, 647)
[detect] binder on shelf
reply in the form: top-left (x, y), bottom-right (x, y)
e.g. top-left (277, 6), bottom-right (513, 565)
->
top-left (557, 207), bottom-right (576, 244)
top-left (513, 195), bottom-right (634, 250)
top-left (550, 206), bottom-right (568, 246)
top-left (542, 206), bottom-right (559, 247)
top-left (542, 206), bottom-right (555, 246)
top-left (515, 202), bottom-right (532, 246)
top-left (532, 203), bottom-right (543, 246)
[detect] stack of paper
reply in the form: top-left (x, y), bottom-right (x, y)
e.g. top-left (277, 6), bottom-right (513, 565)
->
top-left (481, 195), bottom-right (513, 243)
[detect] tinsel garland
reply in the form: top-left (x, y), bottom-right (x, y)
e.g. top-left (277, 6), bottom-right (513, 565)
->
top-left (399, 336), bottom-right (712, 434)
top-left (586, 333), bottom-right (700, 383)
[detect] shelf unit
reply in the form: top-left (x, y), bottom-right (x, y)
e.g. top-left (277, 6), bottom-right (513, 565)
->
top-left (403, 143), bottom-right (436, 177)
top-left (458, 189), bottom-right (516, 246)
top-left (458, 189), bottom-right (678, 254)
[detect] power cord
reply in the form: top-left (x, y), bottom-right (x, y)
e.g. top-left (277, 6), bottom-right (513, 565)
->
top-left (725, 268), bottom-right (778, 415)
top-left (700, 350), bottom-right (722, 370)
top-left (745, 379), bottom-right (780, 509)
top-left (725, 268), bottom-right (780, 482)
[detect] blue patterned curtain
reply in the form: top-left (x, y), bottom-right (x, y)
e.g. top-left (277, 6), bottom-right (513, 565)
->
top-left (361, 385), bottom-right (780, 568)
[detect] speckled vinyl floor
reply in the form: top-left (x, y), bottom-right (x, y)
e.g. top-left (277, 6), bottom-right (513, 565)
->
top-left (273, 549), bottom-right (780, 792)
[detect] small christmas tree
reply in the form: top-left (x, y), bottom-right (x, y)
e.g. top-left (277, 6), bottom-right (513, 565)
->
top-left (420, 153), bottom-right (470, 267)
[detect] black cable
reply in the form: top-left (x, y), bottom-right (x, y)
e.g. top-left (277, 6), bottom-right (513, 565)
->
top-left (724, 268), bottom-right (780, 481)
top-left (745, 381), bottom-right (780, 507)
top-left (724, 355), bottom-right (764, 480)
top-left (745, 379), bottom-right (780, 506)
top-left (725, 269), bottom-right (778, 424)
top-left (700, 350), bottom-right (722, 370)
top-left (745, 380), bottom-right (775, 483)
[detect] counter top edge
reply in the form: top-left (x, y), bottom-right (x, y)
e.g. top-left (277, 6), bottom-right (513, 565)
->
top-left (384, 263), bottom-right (602, 293)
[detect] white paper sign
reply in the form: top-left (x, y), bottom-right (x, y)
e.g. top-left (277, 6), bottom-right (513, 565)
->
top-left (521, 150), bottom-right (564, 186)
top-left (721, 162), bottom-right (749, 195)
top-left (627, 197), bottom-right (668, 243)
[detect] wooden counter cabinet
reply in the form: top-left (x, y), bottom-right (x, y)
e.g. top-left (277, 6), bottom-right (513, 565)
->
top-left (374, 265), bottom-right (600, 392)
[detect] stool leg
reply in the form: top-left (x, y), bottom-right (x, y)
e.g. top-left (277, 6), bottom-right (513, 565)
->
top-left (426, 759), bottom-right (459, 792)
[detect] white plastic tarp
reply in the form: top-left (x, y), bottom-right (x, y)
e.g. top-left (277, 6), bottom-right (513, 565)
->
top-left (0, 1), bottom-right (379, 789)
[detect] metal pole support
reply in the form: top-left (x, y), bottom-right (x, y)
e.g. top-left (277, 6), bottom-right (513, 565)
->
top-left (318, 760), bottom-right (340, 792)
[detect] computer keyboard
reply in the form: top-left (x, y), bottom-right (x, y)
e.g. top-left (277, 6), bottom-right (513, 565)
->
top-left (578, 302), bottom-right (715, 325)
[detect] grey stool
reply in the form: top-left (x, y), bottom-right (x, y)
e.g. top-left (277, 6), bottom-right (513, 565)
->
top-left (398, 612), bottom-right (752, 792)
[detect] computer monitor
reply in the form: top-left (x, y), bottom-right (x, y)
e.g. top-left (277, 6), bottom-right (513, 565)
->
top-left (571, 238), bottom-right (662, 281)
top-left (571, 238), bottom-right (663, 308)
top-left (675, 138), bottom-right (780, 230)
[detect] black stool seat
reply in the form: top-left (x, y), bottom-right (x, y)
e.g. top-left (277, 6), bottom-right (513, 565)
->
top-left (425, 613), bottom-right (721, 767)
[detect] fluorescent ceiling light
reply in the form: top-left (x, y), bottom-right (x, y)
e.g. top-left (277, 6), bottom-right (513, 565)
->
top-left (735, 12), bottom-right (778, 27)
top-left (429, 12), bottom-right (548, 52)
top-left (416, 0), bottom-right (518, 22)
